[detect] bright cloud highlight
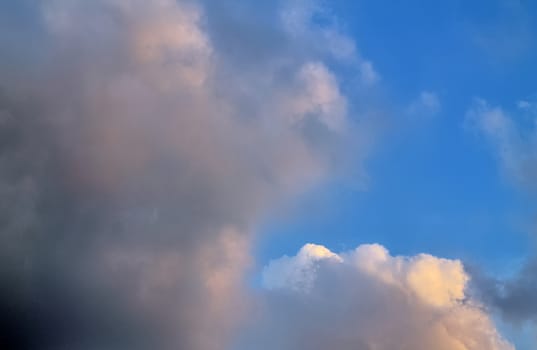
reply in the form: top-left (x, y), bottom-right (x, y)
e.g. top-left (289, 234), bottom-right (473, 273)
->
top-left (245, 243), bottom-right (514, 350)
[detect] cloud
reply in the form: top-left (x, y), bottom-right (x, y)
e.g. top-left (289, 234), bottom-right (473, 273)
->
top-left (280, 0), bottom-right (379, 85)
top-left (517, 100), bottom-right (532, 110)
top-left (406, 90), bottom-right (441, 118)
top-left (262, 243), bottom-right (343, 292)
top-left (0, 0), bottom-right (376, 349)
top-left (466, 98), bottom-right (537, 189)
top-left (287, 62), bottom-right (348, 132)
top-left (466, 97), bottom-right (537, 332)
top-left (471, 258), bottom-right (537, 324)
top-left (241, 243), bottom-right (513, 350)
top-left (359, 61), bottom-right (380, 85)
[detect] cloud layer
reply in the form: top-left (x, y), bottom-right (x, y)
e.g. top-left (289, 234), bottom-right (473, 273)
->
top-left (244, 243), bottom-right (513, 350)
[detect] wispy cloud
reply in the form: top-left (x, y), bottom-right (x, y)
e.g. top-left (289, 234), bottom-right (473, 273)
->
top-left (466, 98), bottom-right (537, 189)
top-left (406, 90), bottom-right (441, 118)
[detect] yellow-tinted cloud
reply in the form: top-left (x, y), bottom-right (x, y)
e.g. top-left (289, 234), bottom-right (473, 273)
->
top-left (256, 243), bottom-right (513, 350)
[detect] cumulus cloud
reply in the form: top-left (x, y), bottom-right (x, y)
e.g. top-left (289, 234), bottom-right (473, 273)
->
top-left (0, 0), bottom-right (375, 349)
top-left (241, 243), bottom-right (513, 350)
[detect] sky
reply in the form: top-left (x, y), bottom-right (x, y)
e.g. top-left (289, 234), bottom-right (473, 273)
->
top-left (0, 0), bottom-right (536, 349)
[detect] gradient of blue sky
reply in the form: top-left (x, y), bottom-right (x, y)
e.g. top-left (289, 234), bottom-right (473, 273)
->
top-left (1, 0), bottom-right (536, 349)
top-left (258, 0), bottom-right (537, 271)
top-left (253, 3), bottom-right (537, 347)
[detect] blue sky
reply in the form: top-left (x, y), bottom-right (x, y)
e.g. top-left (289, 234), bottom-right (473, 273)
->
top-left (252, 2), bottom-right (537, 347)
top-left (1, 0), bottom-right (536, 349)
top-left (258, 0), bottom-right (537, 271)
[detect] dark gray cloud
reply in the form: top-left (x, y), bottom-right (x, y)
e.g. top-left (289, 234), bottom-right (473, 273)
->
top-left (469, 259), bottom-right (537, 325)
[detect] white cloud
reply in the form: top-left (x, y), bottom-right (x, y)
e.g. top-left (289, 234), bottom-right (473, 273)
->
top-left (263, 243), bottom-right (342, 292)
top-left (359, 60), bottom-right (380, 85)
top-left (248, 243), bottom-right (513, 350)
top-left (517, 100), bottom-right (531, 110)
top-left (407, 90), bottom-right (441, 118)
top-left (286, 62), bottom-right (347, 132)
top-left (280, 0), bottom-right (377, 85)
top-left (465, 98), bottom-right (537, 189)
